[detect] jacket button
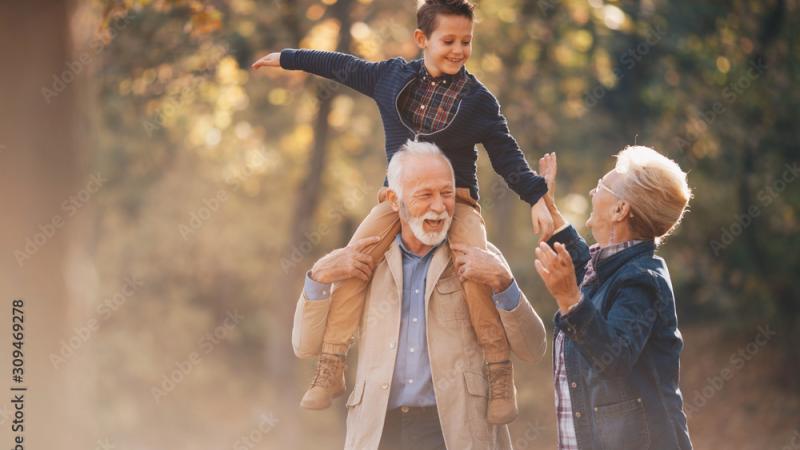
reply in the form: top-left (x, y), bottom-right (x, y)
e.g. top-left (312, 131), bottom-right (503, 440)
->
top-left (382, 383), bottom-right (389, 390)
top-left (575, 411), bottom-right (582, 418)
top-left (570, 382), bottom-right (577, 389)
top-left (389, 342), bottom-right (395, 349)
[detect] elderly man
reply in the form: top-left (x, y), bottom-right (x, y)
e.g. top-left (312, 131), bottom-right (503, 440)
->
top-left (292, 141), bottom-right (547, 450)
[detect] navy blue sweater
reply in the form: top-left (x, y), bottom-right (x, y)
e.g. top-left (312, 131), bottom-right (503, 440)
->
top-left (280, 49), bottom-right (547, 205)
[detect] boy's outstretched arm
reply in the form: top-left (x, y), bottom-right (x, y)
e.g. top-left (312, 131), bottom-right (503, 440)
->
top-left (480, 94), bottom-right (554, 240)
top-left (251, 49), bottom-right (395, 98)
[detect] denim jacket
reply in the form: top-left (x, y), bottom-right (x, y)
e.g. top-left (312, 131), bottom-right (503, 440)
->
top-left (548, 225), bottom-right (693, 450)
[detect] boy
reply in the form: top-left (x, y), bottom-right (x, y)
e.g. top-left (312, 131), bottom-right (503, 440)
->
top-left (252, 0), bottom-right (553, 425)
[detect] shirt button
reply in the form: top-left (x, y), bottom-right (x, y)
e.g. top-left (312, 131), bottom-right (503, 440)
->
top-left (382, 383), bottom-right (389, 390)
top-left (575, 411), bottom-right (582, 418)
top-left (415, 289), bottom-right (420, 294)
top-left (408, 379), bottom-right (414, 384)
top-left (412, 317), bottom-right (418, 322)
top-left (571, 382), bottom-right (577, 389)
top-left (409, 347), bottom-right (415, 353)
top-left (431, 82), bottom-right (436, 86)
top-left (420, 105), bottom-right (425, 110)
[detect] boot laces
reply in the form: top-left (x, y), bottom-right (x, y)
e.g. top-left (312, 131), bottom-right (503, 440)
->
top-left (488, 363), bottom-right (512, 400)
top-left (311, 353), bottom-right (344, 388)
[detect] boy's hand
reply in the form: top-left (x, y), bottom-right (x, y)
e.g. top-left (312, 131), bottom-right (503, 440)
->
top-left (251, 52), bottom-right (281, 70)
top-left (531, 198), bottom-right (555, 243)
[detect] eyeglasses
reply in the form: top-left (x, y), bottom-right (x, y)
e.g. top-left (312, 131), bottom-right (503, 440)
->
top-left (593, 177), bottom-right (622, 198)
top-left (593, 177), bottom-right (636, 218)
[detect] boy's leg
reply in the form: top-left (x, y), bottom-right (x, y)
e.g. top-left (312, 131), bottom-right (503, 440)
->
top-left (448, 189), bottom-right (517, 425)
top-left (302, 188), bottom-right (400, 410)
top-left (448, 190), bottom-right (510, 363)
top-left (322, 188), bottom-right (401, 353)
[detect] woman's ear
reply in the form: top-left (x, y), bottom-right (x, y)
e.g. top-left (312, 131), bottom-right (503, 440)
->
top-left (414, 29), bottom-right (427, 49)
top-left (614, 201), bottom-right (632, 222)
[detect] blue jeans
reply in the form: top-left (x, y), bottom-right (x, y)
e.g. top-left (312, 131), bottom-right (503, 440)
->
top-left (378, 406), bottom-right (446, 450)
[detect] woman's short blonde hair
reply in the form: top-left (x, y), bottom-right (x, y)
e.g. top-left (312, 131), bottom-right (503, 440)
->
top-left (613, 146), bottom-right (692, 243)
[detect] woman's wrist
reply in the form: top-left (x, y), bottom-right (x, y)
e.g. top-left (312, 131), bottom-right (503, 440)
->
top-left (557, 291), bottom-right (582, 315)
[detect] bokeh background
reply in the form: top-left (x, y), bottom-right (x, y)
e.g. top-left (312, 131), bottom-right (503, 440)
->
top-left (1, 0), bottom-right (798, 449)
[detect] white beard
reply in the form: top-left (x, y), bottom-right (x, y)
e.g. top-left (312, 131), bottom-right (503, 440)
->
top-left (399, 202), bottom-right (452, 246)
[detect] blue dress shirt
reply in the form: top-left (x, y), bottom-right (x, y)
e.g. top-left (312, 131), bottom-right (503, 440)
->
top-left (303, 235), bottom-right (521, 408)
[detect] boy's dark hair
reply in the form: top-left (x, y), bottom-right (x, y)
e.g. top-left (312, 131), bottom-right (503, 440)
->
top-left (417, 0), bottom-right (475, 37)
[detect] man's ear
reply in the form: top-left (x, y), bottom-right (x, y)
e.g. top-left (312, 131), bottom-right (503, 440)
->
top-left (386, 189), bottom-right (400, 212)
top-left (414, 29), bottom-right (427, 50)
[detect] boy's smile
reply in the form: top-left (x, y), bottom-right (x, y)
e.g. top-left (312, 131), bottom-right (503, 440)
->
top-left (415, 14), bottom-right (473, 78)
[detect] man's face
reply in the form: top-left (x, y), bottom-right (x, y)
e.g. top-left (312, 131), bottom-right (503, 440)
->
top-left (394, 155), bottom-right (456, 247)
top-left (415, 14), bottom-right (473, 77)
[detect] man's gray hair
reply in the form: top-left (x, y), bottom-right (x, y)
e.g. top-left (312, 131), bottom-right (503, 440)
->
top-left (387, 140), bottom-right (454, 200)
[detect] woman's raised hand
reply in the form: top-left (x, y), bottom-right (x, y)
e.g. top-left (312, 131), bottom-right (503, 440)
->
top-left (539, 152), bottom-right (557, 204)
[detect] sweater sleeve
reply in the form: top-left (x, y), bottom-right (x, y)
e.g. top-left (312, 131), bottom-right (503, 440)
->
top-left (480, 92), bottom-right (548, 205)
top-left (280, 48), bottom-right (396, 98)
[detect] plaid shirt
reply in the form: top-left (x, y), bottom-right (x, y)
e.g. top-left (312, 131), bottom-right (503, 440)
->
top-left (555, 239), bottom-right (645, 450)
top-left (398, 64), bottom-right (468, 134)
top-left (554, 331), bottom-right (579, 450)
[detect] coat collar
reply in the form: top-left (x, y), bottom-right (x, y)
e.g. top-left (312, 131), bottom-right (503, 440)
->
top-left (593, 240), bottom-right (656, 283)
top-left (384, 235), bottom-right (452, 311)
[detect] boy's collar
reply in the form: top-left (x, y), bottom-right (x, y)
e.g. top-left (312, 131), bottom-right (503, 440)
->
top-left (418, 62), bottom-right (466, 83)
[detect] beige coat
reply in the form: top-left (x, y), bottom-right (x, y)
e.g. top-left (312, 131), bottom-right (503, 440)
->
top-left (292, 241), bottom-right (547, 450)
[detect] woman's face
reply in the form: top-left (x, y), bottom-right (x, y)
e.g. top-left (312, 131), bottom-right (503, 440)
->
top-left (586, 169), bottom-right (624, 246)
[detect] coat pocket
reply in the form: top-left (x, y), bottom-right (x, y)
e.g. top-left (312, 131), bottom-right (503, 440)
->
top-left (346, 379), bottom-right (366, 408)
top-left (594, 397), bottom-right (651, 450)
top-left (433, 276), bottom-right (469, 322)
top-left (463, 371), bottom-right (491, 443)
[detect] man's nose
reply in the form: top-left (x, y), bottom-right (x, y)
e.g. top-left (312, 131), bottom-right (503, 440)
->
top-left (429, 194), bottom-right (445, 213)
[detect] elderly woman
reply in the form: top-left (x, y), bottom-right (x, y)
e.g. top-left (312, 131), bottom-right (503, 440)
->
top-left (534, 146), bottom-right (694, 450)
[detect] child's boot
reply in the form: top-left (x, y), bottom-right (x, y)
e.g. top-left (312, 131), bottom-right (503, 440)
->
top-left (485, 360), bottom-right (518, 424)
top-left (300, 353), bottom-right (346, 410)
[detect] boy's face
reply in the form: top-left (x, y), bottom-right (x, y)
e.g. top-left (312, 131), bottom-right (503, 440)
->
top-left (415, 14), bottom-right (473, 77)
